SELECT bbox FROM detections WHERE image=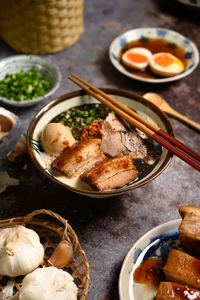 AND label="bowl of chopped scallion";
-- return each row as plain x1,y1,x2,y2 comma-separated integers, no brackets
0,55,61,107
